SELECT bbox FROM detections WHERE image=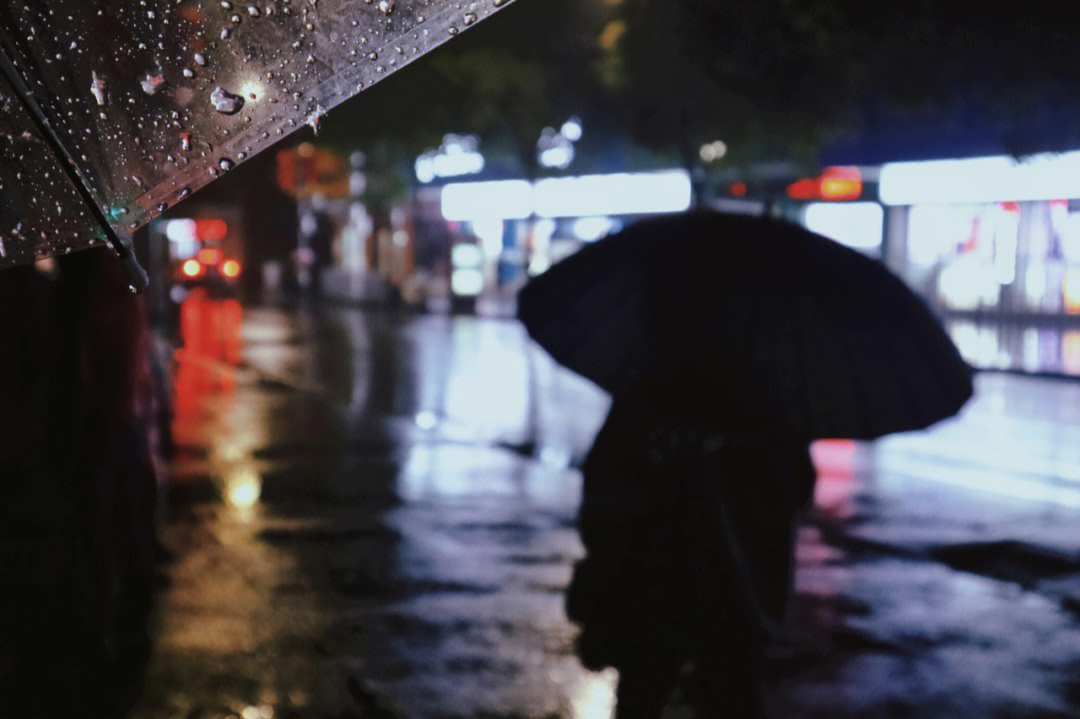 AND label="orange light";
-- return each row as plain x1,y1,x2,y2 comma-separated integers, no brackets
1064,269,1080,314
197,248,224,266
182,259,203,278
787,167,863,201
819,177,862,200
818,166,862,201
221,259,241,278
